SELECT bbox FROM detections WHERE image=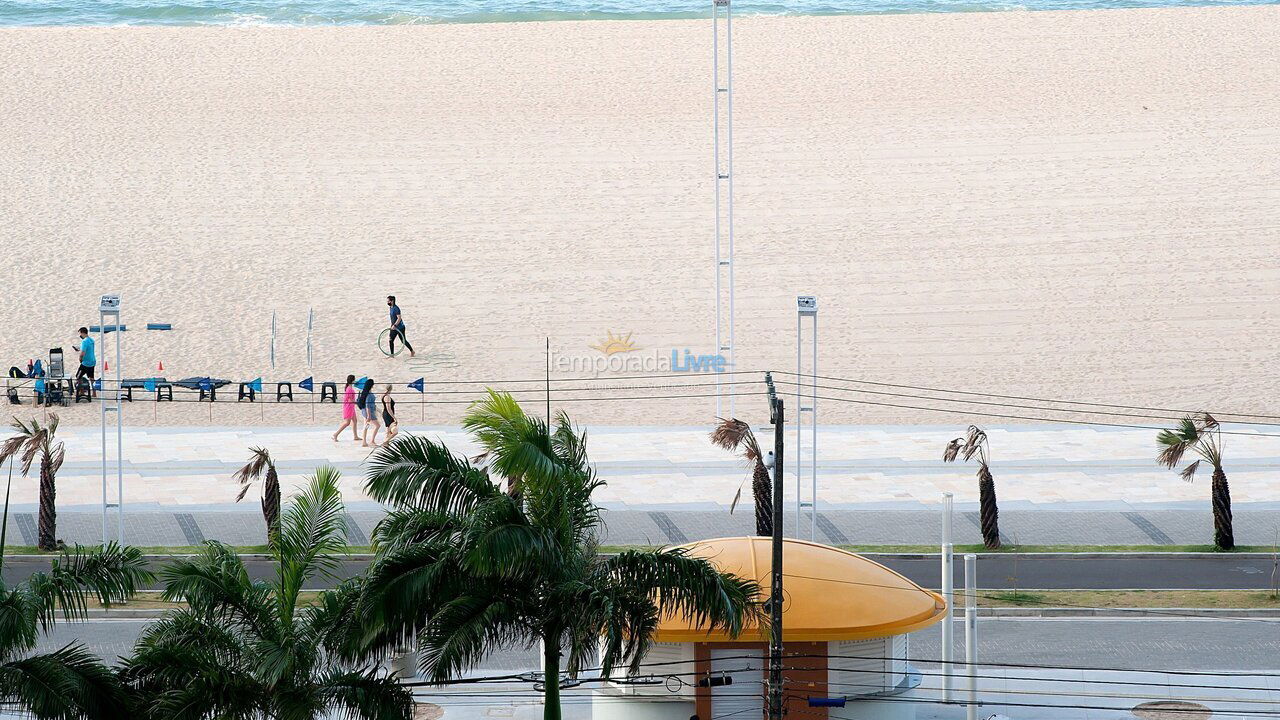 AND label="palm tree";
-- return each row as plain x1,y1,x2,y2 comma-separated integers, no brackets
943,425,1000,549
710,417,772,536
1157,413,1233,550
232,447,282,547
1,415,66,550
123,466,413,720
0,455,154,719
345,391,759,720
